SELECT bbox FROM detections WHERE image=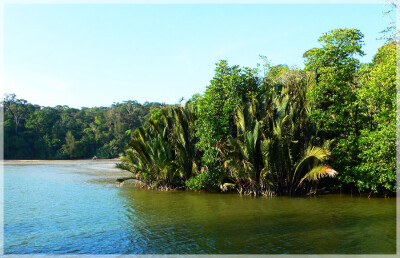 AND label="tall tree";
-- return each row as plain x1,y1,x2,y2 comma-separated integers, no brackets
195,60,260,170
304,28,366,192
304,28,365,138
354,43,397,194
